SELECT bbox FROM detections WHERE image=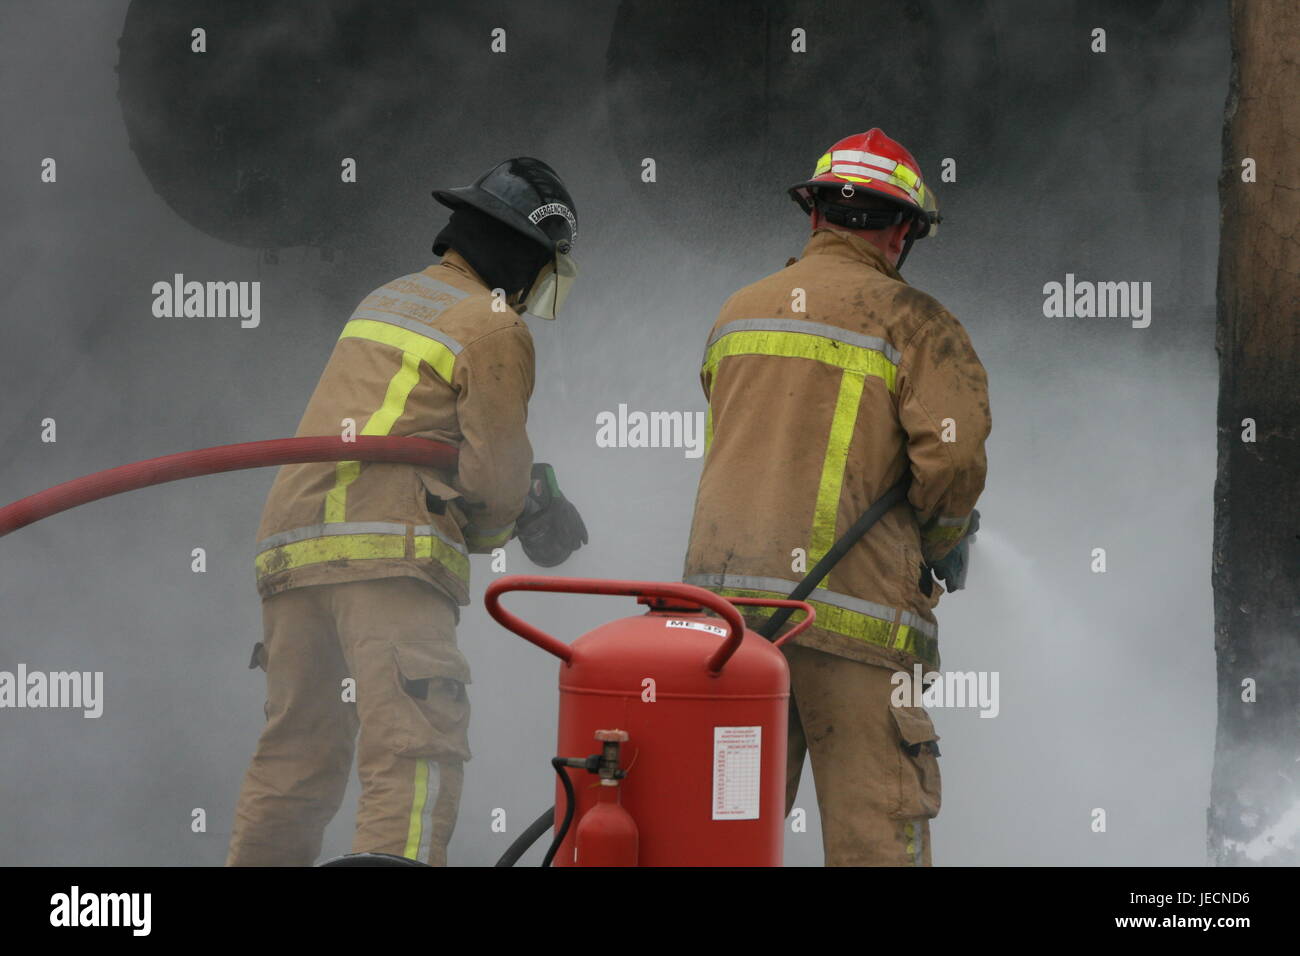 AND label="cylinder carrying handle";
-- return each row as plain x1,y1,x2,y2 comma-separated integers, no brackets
484,575,754,674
